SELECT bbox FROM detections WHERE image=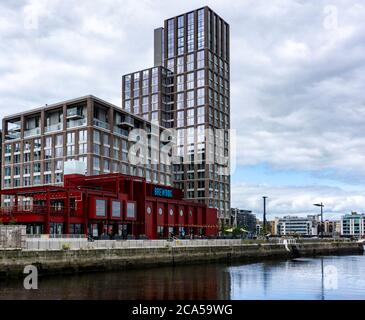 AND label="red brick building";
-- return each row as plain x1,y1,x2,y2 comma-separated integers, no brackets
0,173,218,239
